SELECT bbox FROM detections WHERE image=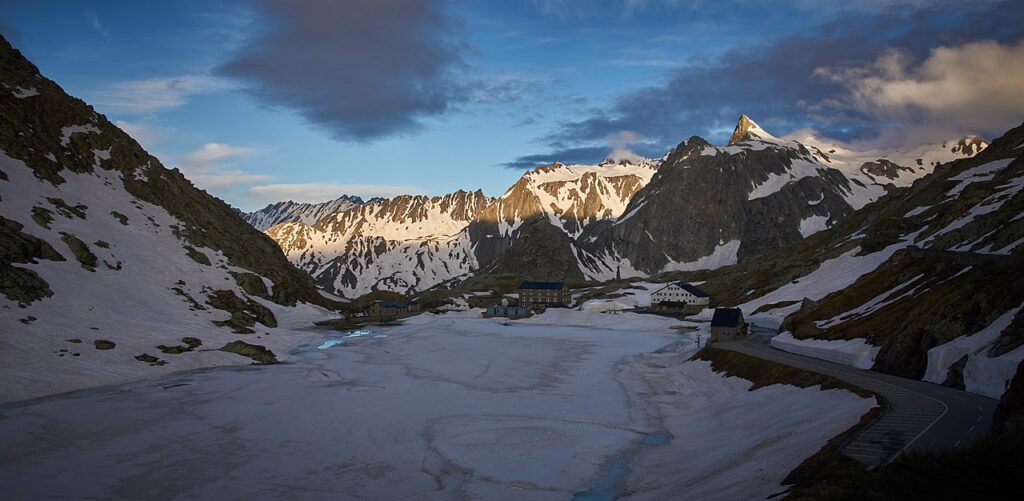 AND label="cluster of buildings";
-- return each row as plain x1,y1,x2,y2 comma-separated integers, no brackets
481,281,572,319
357,279,747,343
365,300,421,319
